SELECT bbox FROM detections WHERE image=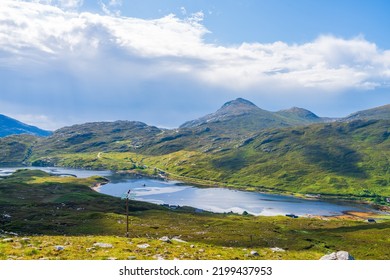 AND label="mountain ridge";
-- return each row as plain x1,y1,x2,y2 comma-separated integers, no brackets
342,104,390,122
0,114,52,137
180,98,326,132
